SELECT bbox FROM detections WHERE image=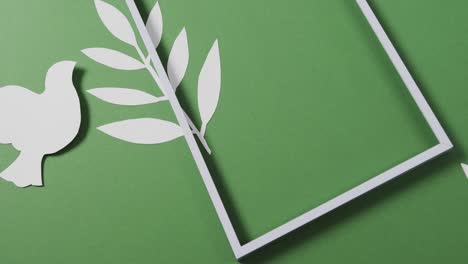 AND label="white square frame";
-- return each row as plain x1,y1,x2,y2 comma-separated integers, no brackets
127,0,453,260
